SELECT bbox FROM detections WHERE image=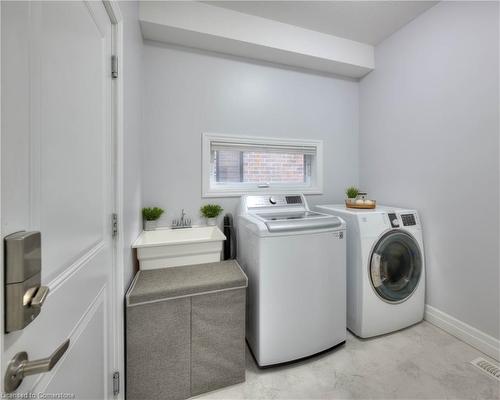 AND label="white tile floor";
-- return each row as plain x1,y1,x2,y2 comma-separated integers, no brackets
196,321,500,399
